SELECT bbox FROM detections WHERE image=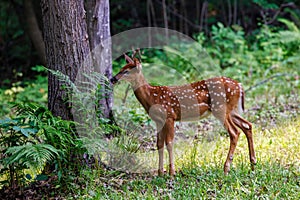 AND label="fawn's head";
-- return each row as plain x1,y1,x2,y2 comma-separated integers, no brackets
110,54,142,84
